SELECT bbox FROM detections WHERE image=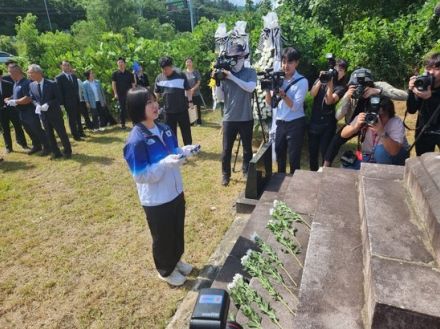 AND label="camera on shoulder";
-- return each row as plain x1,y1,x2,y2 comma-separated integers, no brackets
414,72,435,91
257,68,285,108
213,53,237,86
319,53,338,84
